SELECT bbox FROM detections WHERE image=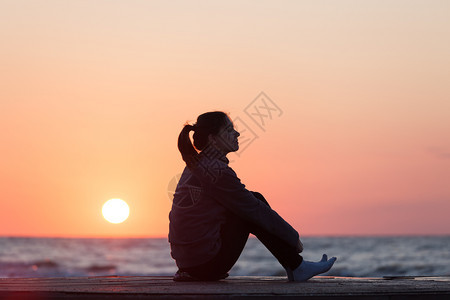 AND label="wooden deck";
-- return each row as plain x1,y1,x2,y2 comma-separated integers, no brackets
0,276,449,299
